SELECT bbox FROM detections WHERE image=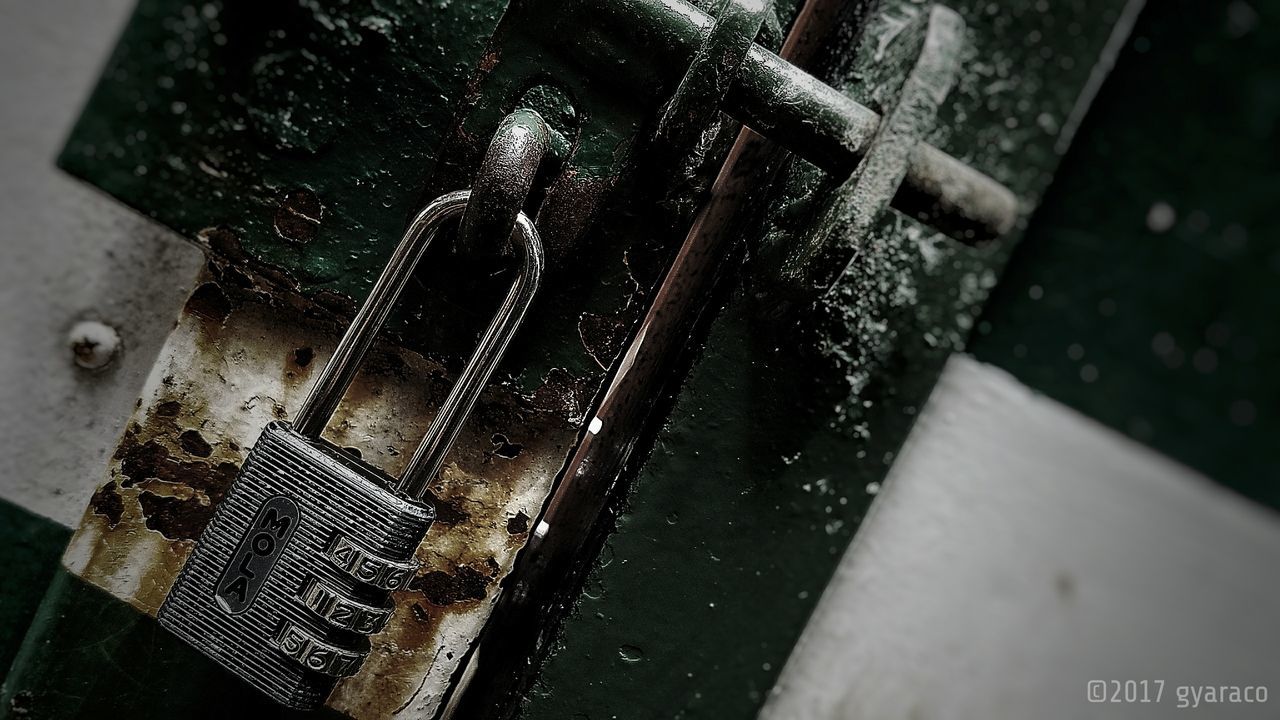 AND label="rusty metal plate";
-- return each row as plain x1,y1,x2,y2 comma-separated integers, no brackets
62,257,580,717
